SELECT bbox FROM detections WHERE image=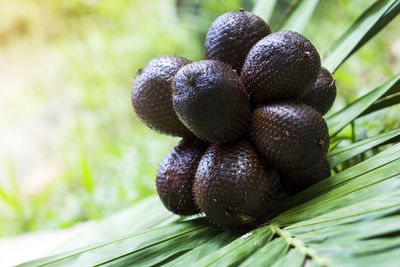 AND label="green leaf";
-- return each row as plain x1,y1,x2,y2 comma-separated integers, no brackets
312,237,400,261
326,74,400,137
271,248,305,267
98,220,217,267
280,0,320,34
165,232,236,267
295,215,400,243
19,218,217,267
359,92,400,117
281,189,400,231
323,0,400,73
239,237,289,266
192,227,273,266
52,196,179,253
252,0,277,22
329,247,400,267
328,128,400,167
